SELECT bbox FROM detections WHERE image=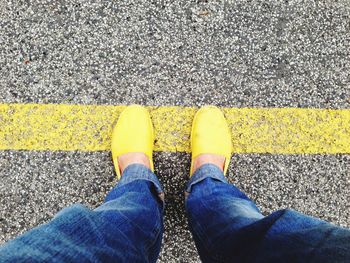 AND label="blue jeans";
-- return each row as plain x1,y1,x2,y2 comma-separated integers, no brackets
186,165,350,262
0,164,349,262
